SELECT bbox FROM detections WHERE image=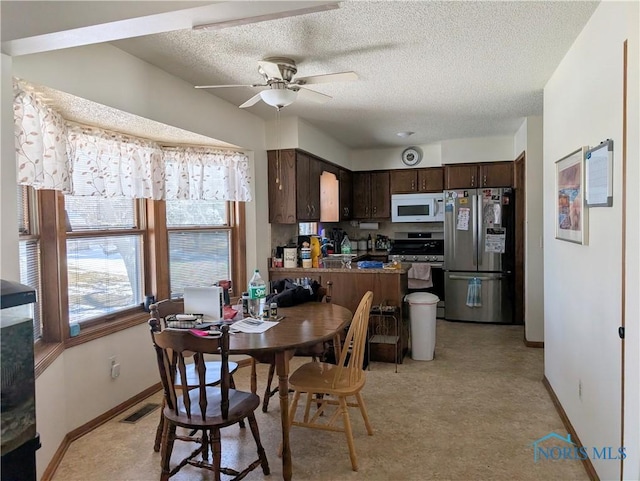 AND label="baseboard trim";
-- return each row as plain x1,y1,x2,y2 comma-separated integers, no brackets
542,377,599,481
41,382,162,480
524,340,544,348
